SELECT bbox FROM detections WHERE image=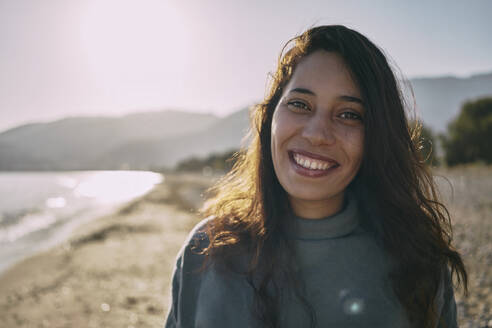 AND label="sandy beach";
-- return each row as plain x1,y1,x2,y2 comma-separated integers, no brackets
0,173,214,328
0,169,490,327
